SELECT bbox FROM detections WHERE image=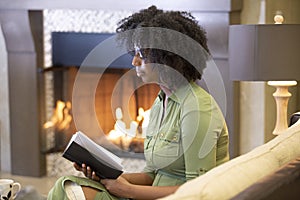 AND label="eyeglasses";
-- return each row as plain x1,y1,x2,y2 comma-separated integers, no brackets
129,47,149,60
